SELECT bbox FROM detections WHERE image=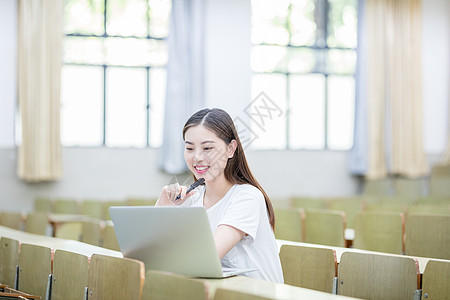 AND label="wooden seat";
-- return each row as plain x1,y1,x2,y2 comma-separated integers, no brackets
304,209,346,247
273,208,304,242
279,245,337,293
407,203,450,215
353,211,404,254
34,197,52,212
81,220,102,246
142,270,207,300
422,260,450,299
24,212,49,235
290,197,326,209
0,212,23,230
18,243,52,300
0,237,19,288
101,224,120,251
51,249,89,300
81,200,104,219
327,197,364,228
87,254,145,300
53,199,79,214
337,252,420,299
405,214,450,260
